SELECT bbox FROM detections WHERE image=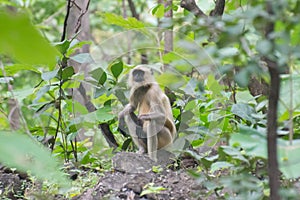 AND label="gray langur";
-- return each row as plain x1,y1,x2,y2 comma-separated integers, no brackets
118,65,176,161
